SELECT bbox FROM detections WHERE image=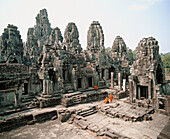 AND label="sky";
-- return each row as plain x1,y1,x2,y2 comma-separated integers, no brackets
0,0,169,53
